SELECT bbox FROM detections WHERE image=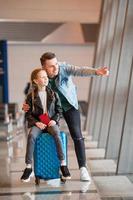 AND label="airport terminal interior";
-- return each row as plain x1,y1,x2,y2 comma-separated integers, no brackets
0,0,133,199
